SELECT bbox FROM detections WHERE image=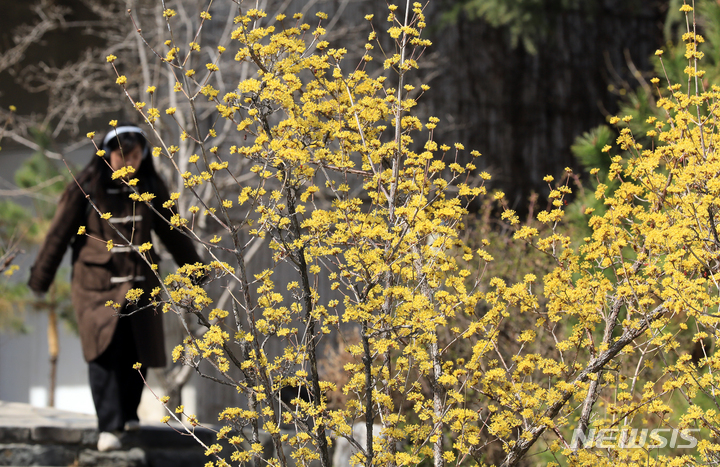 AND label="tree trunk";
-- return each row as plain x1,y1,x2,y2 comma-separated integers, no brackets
424,0,667,210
